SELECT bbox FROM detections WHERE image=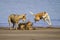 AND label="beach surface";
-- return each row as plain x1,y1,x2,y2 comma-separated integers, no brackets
0,27,60,40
